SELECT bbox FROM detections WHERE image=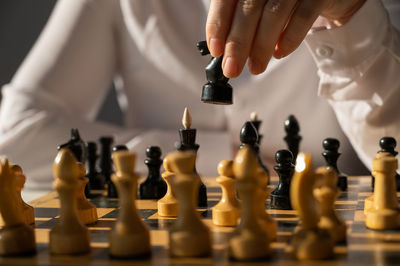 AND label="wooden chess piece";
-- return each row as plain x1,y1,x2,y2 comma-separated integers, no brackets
0,158,36,256
167,150,212,257
371,137,400,191
99,136,117,198
49,148,90,255
109,150,151,258
249,112,270,176
176,108,207,207
229,145,271,261
365,152,400,230
212,160,240,226
314,167,347,243
86,141,105,190
239,121,269,181
197,40,233,105
11,165,35,225
139,146,167,199
257,167,277,240
157,156,178,217
322,138,347,191
76,163,97,224
365,152,392,214
270,150,295,210
290,153,334,260
283,115,302,164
